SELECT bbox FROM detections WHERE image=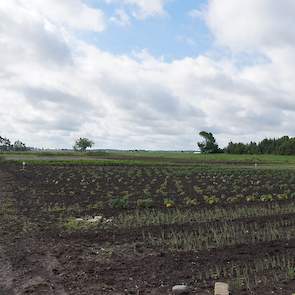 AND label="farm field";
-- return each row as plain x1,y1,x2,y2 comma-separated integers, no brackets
1,154,295,294
4,150,295,165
